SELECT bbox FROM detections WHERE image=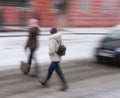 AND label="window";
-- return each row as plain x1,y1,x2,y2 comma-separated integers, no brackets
51,0,66,13
103,0,113,13
0,0,29,6
80,0,90,13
